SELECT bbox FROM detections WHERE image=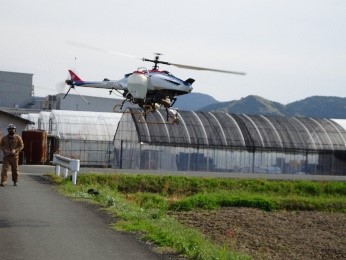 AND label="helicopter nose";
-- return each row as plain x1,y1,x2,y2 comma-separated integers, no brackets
184,78,195,85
